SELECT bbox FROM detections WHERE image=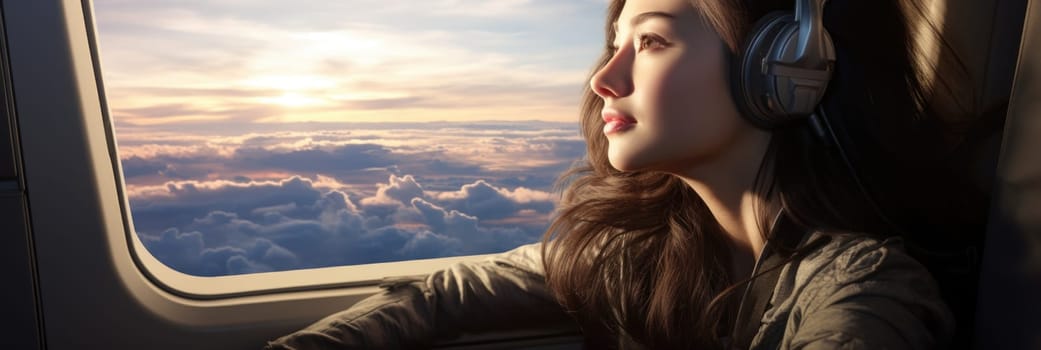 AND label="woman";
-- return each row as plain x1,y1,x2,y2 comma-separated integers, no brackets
267,0,979,348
